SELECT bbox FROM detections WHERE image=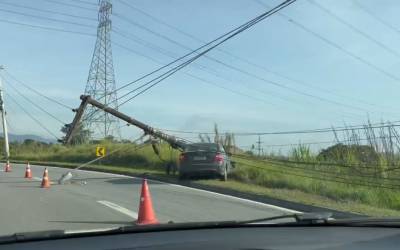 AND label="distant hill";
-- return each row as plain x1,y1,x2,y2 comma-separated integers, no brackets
0,133,56,144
